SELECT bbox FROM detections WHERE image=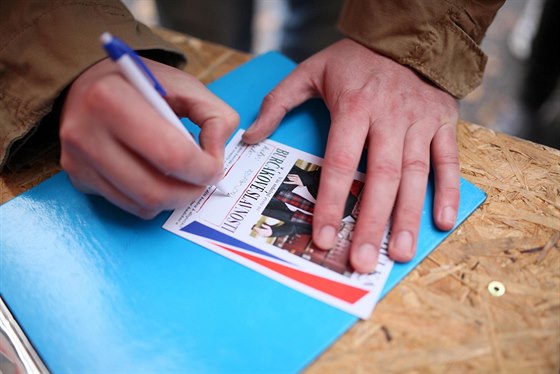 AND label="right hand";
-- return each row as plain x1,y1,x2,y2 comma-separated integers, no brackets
60,57,239,219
